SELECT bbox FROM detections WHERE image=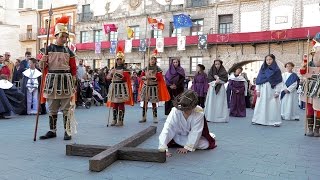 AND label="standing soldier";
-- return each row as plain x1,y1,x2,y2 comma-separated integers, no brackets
300,32,320,137
106,46,134,126
39,16,77,140
139,49,170,123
